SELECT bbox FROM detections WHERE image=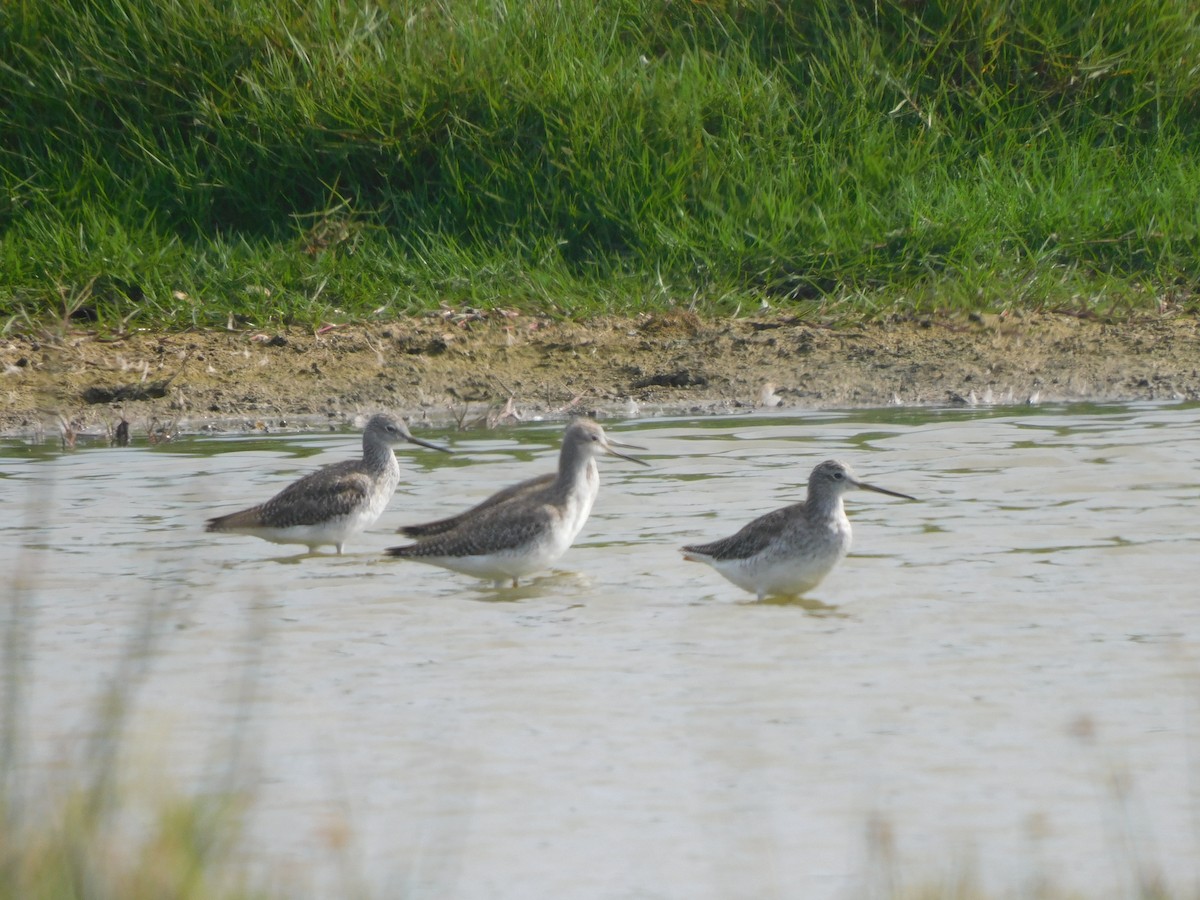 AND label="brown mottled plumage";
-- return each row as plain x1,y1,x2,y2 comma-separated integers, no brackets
205,414,448,554
397,472,555,538
682,460,915,600
386,420,648,586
